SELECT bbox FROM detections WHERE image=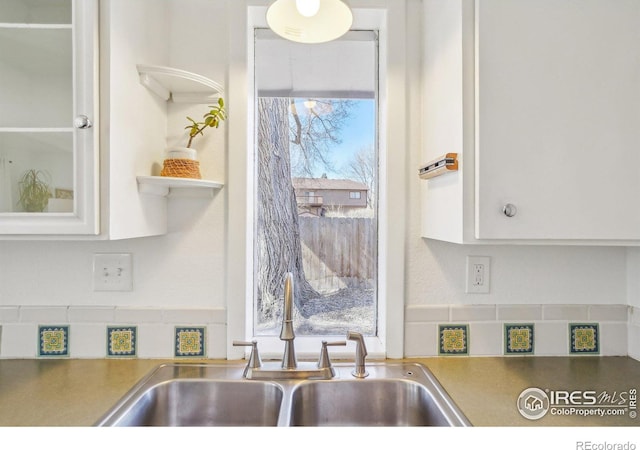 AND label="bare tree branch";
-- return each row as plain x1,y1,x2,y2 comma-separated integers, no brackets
289,99,354,177
343,145,376,208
